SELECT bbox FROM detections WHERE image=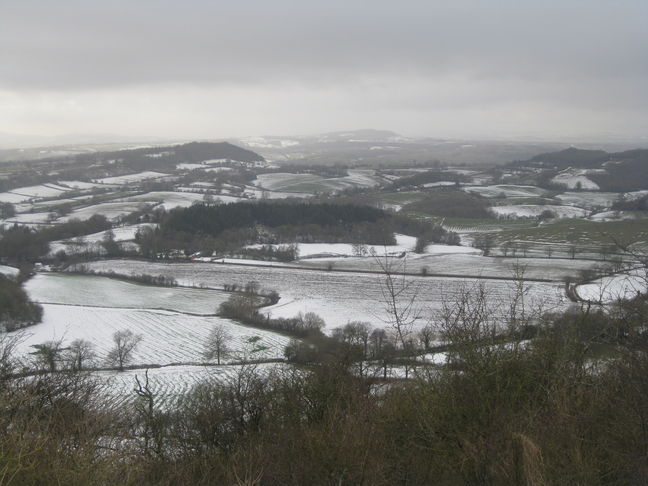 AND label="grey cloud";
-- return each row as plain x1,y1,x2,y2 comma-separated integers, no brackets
0,0,646,141
1,0,646,91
